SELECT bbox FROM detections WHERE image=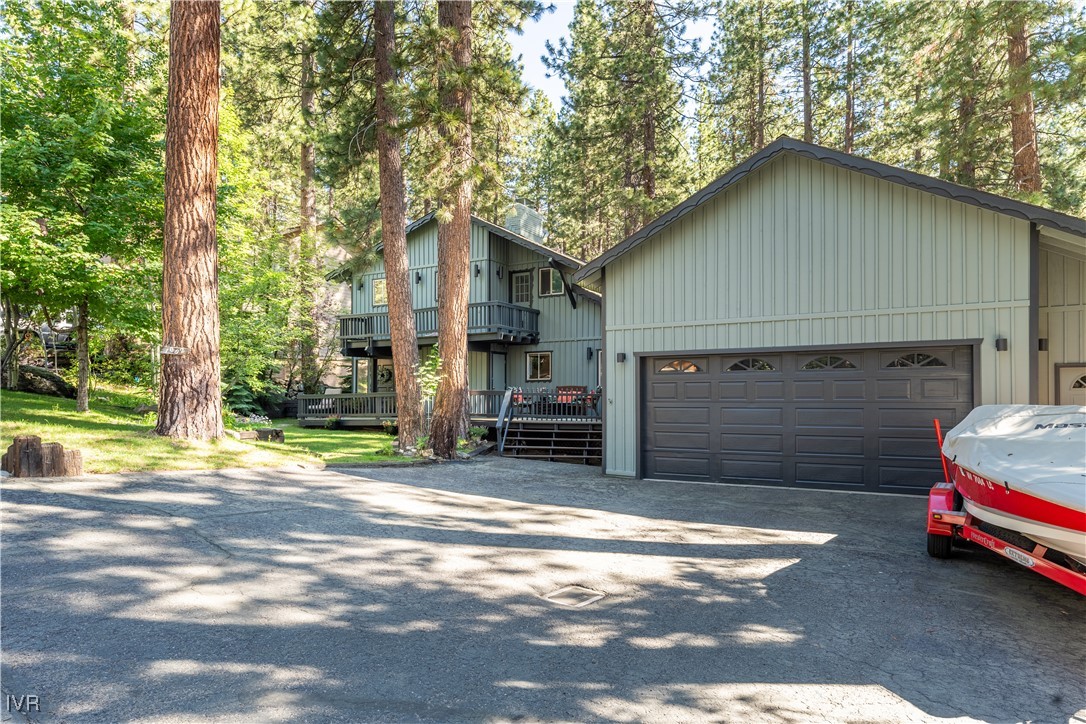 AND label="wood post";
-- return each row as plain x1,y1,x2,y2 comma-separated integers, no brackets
1,436,83,478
